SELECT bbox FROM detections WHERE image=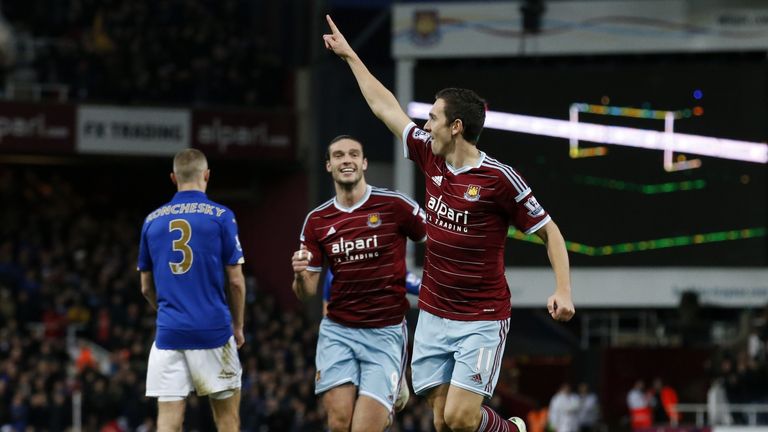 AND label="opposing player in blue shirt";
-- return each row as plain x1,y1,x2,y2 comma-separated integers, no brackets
138,149,246,432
